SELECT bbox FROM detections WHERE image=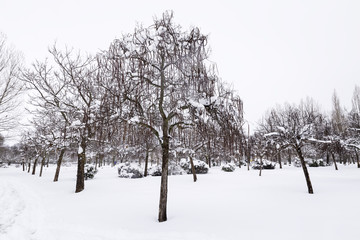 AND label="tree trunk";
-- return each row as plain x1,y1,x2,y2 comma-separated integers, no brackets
144,148,149,177
39,154,46,177
207,140,212,168
112,154,116,167
95,154,99,171
189,156,197,182
32,157,38,175
259,156,263,177
54,148,66,182
296,146,314,194
46,156,50,168
247,148,251,171
22,161,25,171
158,136,169,222
278,151,282,169
99,154,104,168
326,152,330,165
331,152,338,171
28,160,31,173
288,149,292,165
75,138,86,193
339,153,343,165
355,149,360,168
